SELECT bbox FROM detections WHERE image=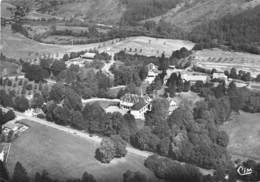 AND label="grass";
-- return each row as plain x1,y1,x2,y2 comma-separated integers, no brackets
7,119,156,182
221,111,260,162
